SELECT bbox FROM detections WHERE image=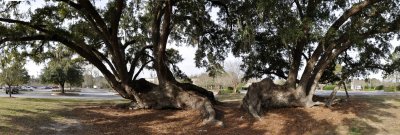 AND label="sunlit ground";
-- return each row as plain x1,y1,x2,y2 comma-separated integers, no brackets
0,95,399,135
